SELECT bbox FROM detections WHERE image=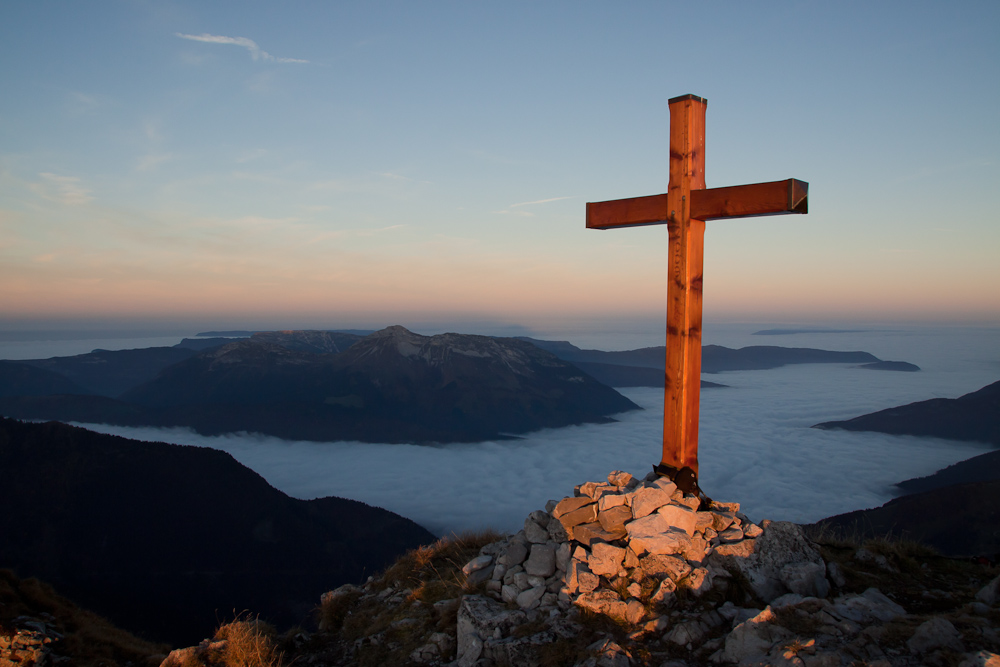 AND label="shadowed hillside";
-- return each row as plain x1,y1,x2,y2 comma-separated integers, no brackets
813,380,1000,446
0,417,435,645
